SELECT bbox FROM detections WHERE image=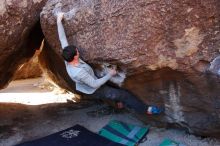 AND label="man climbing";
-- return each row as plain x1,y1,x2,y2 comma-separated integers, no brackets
56,12,162,115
